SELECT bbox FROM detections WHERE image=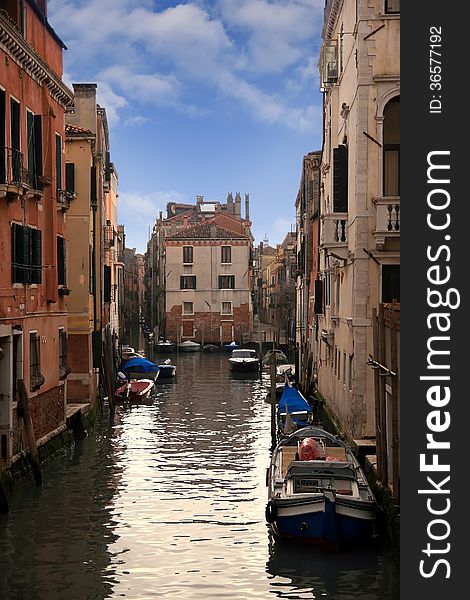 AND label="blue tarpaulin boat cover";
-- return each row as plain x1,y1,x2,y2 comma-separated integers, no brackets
278,385,312,415
121,357,160,373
